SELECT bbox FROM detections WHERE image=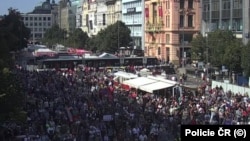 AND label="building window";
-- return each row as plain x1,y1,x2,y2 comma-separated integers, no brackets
166,15,170,27
211,1,220,11
25,17,28,20
188,0,193,9
158,47,161,55
39,17,42,21
166,34,170,44
34,17,37,21
34,23,37,26
233,0,242,9
180,0,184,9
188,15,193,27
166,47,170,61
30,23,33,26
166,0,170,9
94,14,97,26
43,17,46,21
152,2,157,24
103,14,106,25
179,15,184,27
86,14,89,27
223,0,231,10
30,17,33,20
152,36,156,42
47,17,51,21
